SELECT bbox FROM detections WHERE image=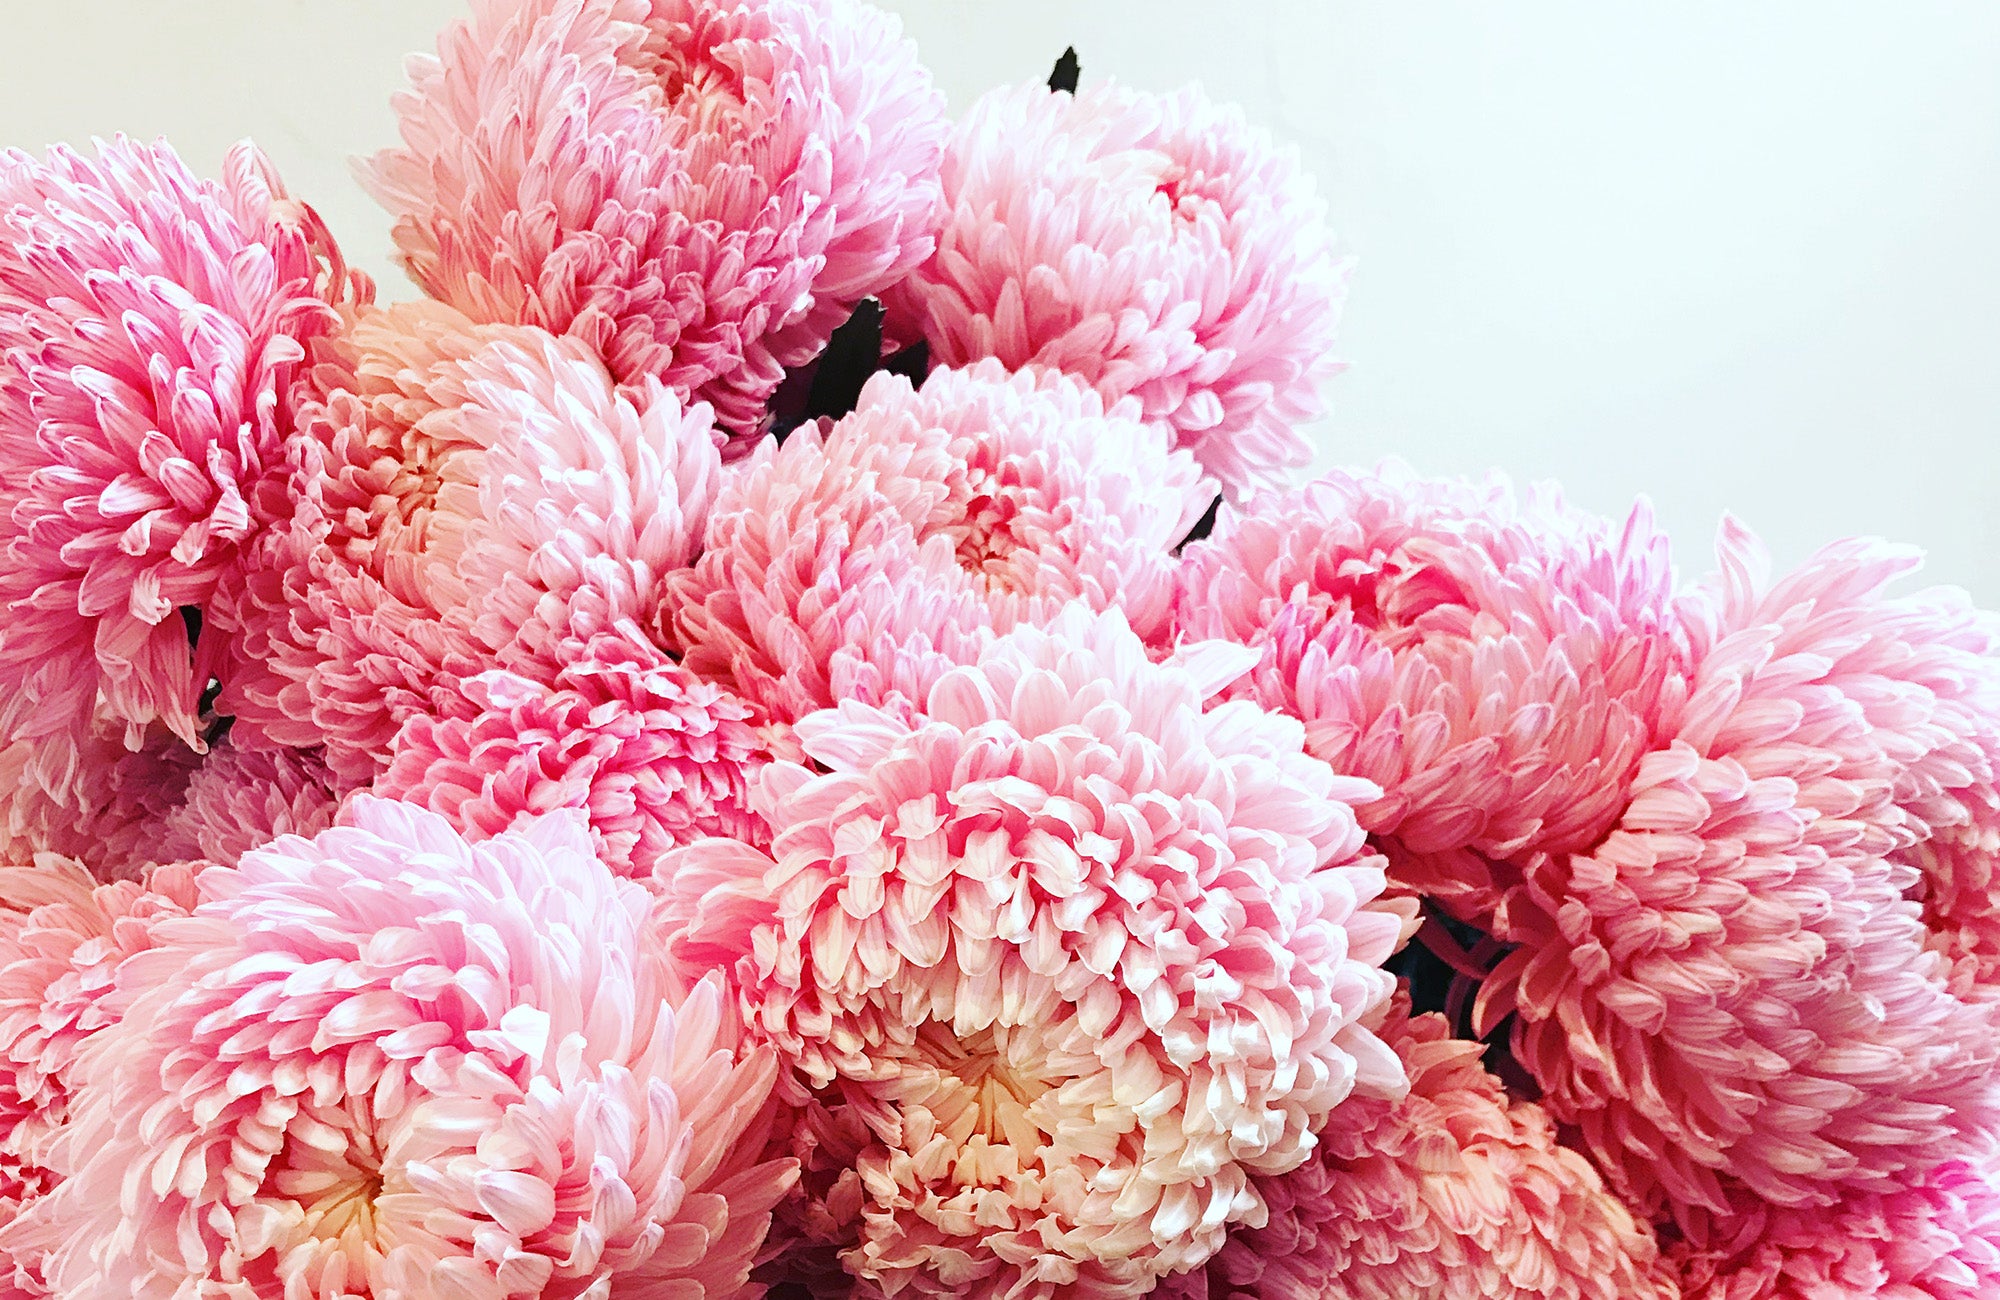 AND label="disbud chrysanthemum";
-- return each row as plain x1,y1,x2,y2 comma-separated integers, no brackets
376,631,772,874
0,721,201,883
0,859,196,1251
0,137,365,799
886,80,1345,500
1177,465,1687,921
1155,997,1673,1300
154,741,340,868
362,0,947,441
667,362,1211,727
1670,1159,2000,1300
219,302,722,781
1484,522,2000,1220
8,798,794,1300
659,604,1404,1297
